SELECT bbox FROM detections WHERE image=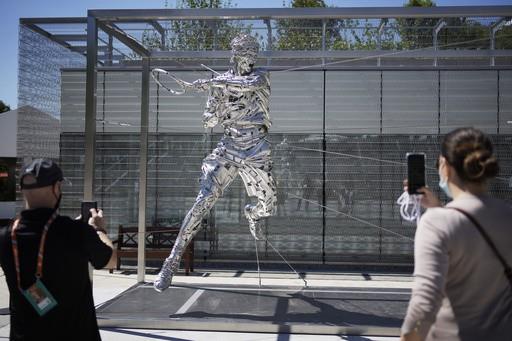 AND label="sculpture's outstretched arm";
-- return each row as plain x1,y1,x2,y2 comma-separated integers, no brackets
210,72,268,93
189,78,212,92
